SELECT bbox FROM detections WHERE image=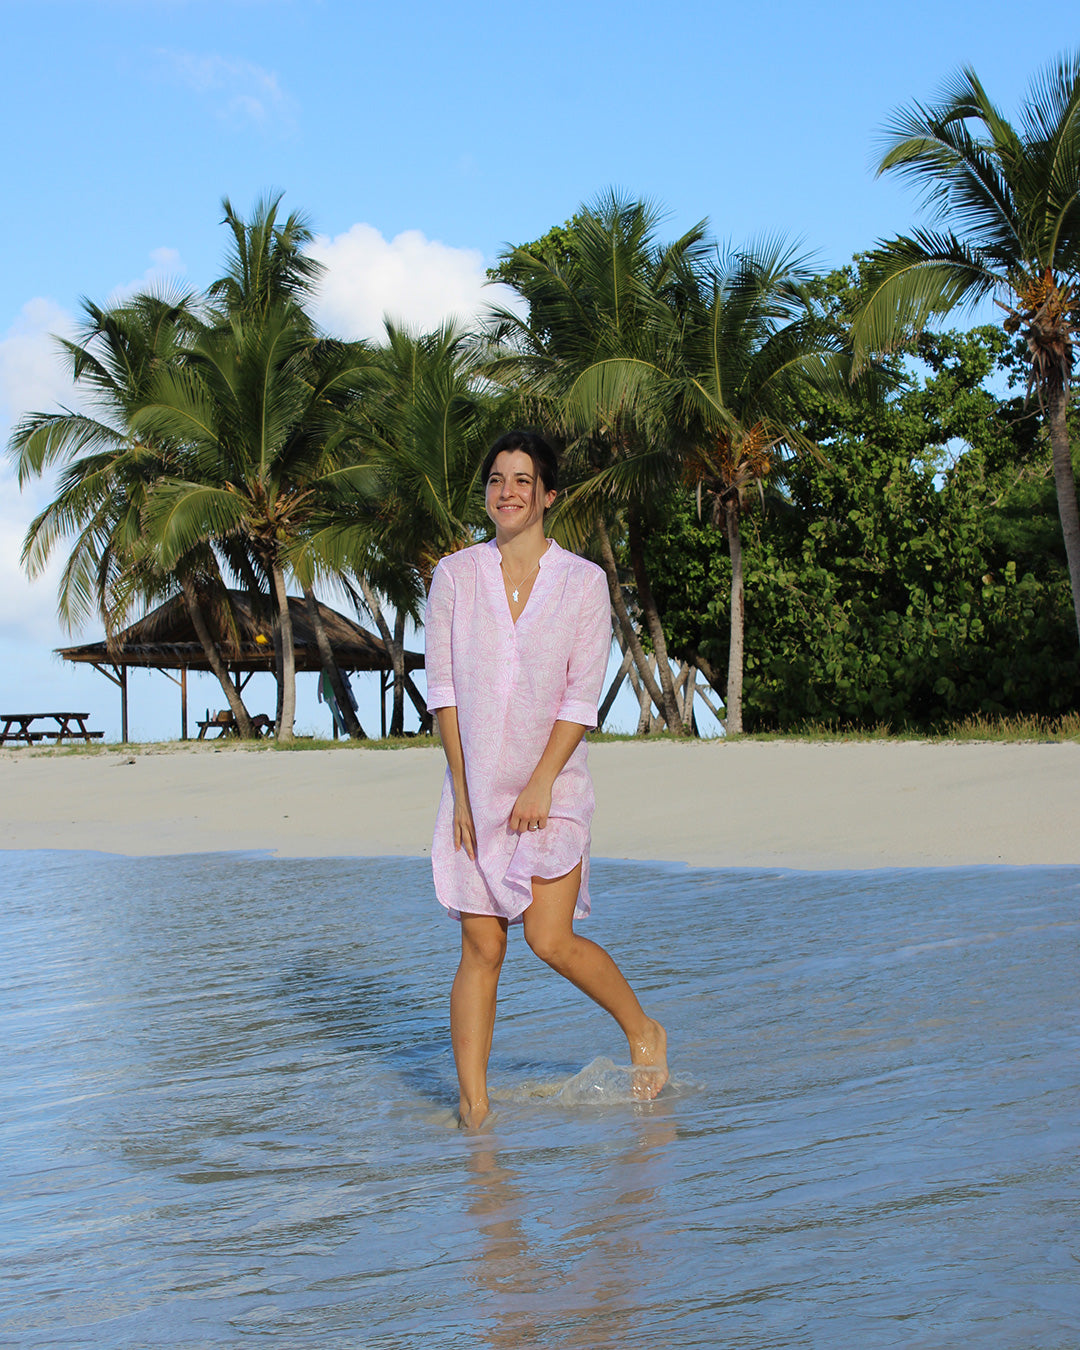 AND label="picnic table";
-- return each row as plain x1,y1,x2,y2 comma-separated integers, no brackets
196,711,273,739
0,713,104,746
